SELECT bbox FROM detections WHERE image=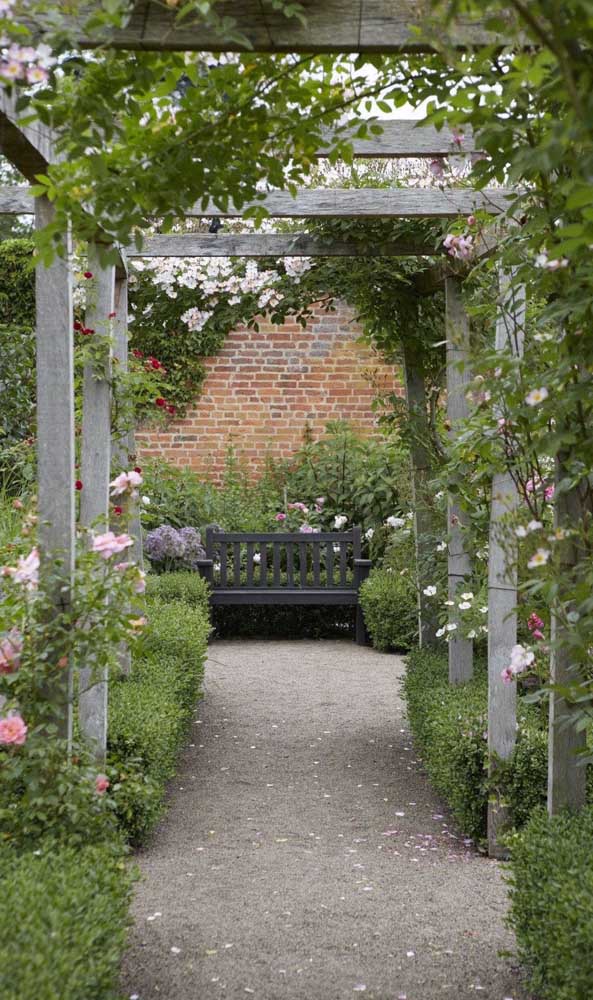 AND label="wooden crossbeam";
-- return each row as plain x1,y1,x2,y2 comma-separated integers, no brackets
316,121,477,157
34,1,508,53
126,233,441,257
0,184,515,220
0,91,55,183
